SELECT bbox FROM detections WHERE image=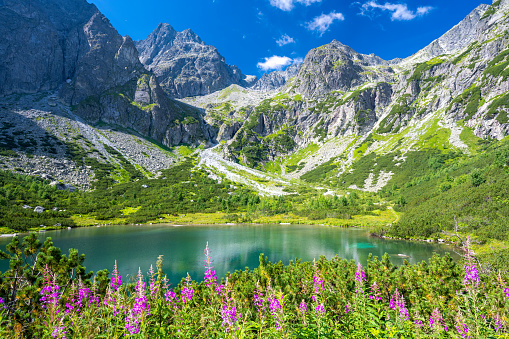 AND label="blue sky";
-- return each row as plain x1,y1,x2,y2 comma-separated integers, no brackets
89,0,489,76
